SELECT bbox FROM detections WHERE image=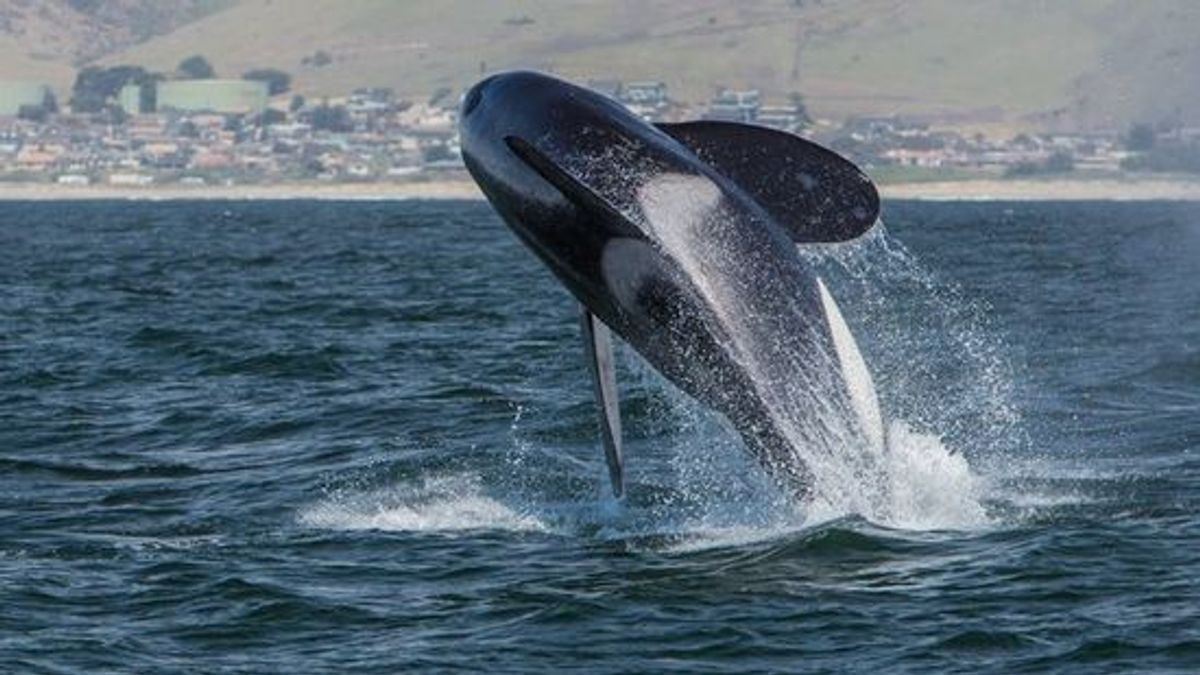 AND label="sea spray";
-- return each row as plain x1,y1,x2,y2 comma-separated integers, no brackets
300,473,548,533
628,223,1012,531
306,224,1013,540
798,225,1025,460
